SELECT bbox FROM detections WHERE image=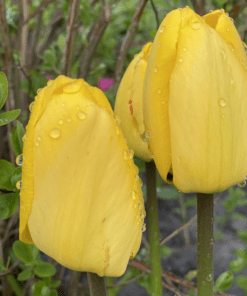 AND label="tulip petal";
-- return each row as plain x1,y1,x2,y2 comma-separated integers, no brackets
20,76,145,276
114,43,153,161
169,8,247,192
143,9,181,183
